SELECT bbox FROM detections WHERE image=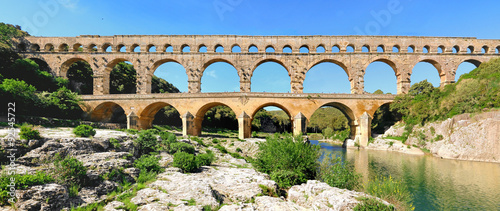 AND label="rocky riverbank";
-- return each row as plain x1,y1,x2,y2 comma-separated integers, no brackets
381,110,500,163
0,127,391,210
